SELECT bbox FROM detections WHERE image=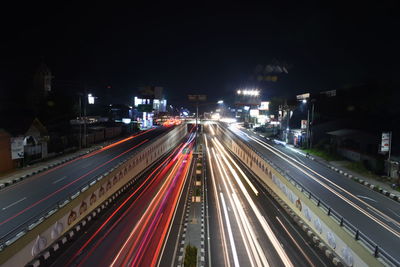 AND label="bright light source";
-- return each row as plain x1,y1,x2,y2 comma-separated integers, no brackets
122,118,131,124
211,113,220,120
243,106,250,111
302,99,307,104
250,109,259,117
88,94,95,104
237,89,260,96
217,100,224,104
